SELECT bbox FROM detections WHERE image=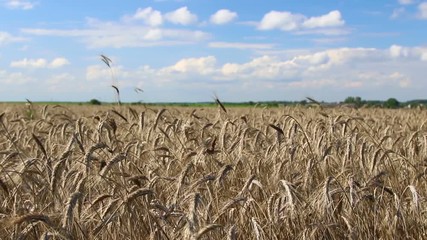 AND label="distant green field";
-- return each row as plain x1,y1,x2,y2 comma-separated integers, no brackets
2,98,427,109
